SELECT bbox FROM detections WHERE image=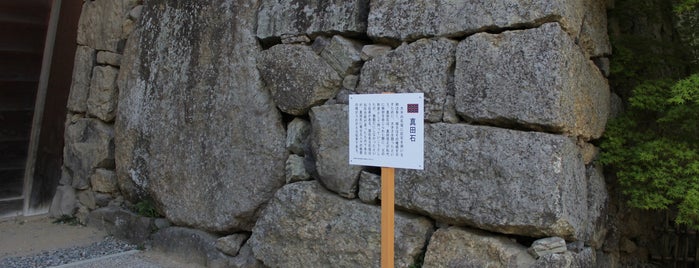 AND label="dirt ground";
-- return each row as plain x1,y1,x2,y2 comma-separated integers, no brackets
0,216,106,259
